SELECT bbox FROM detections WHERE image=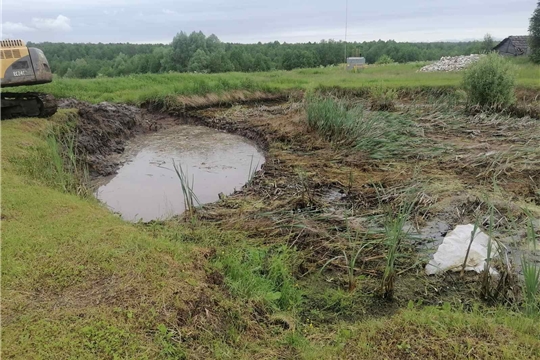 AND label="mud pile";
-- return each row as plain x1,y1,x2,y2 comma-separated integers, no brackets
60,100,145,176
419,54,482,72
